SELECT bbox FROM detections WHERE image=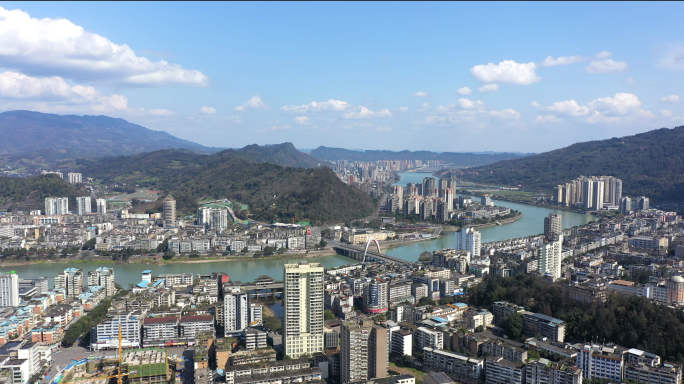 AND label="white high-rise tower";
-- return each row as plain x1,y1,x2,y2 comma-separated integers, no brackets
283,262,324,358
455,227,481,261
0,272,19,307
